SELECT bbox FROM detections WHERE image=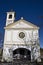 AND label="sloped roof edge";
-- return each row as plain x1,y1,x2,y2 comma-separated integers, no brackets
4,19,40,29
